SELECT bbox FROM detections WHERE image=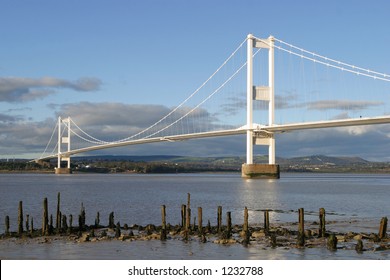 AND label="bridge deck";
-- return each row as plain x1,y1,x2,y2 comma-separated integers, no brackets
36,115,390,161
